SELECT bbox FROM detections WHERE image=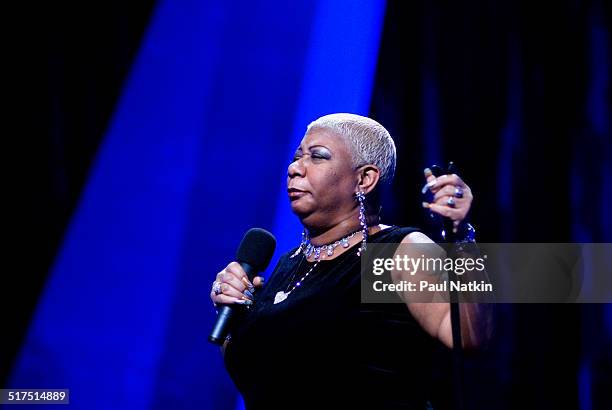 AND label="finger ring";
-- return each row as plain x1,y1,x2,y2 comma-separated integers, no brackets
454,186,464,198
212,281,222,295
447,197,456,207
